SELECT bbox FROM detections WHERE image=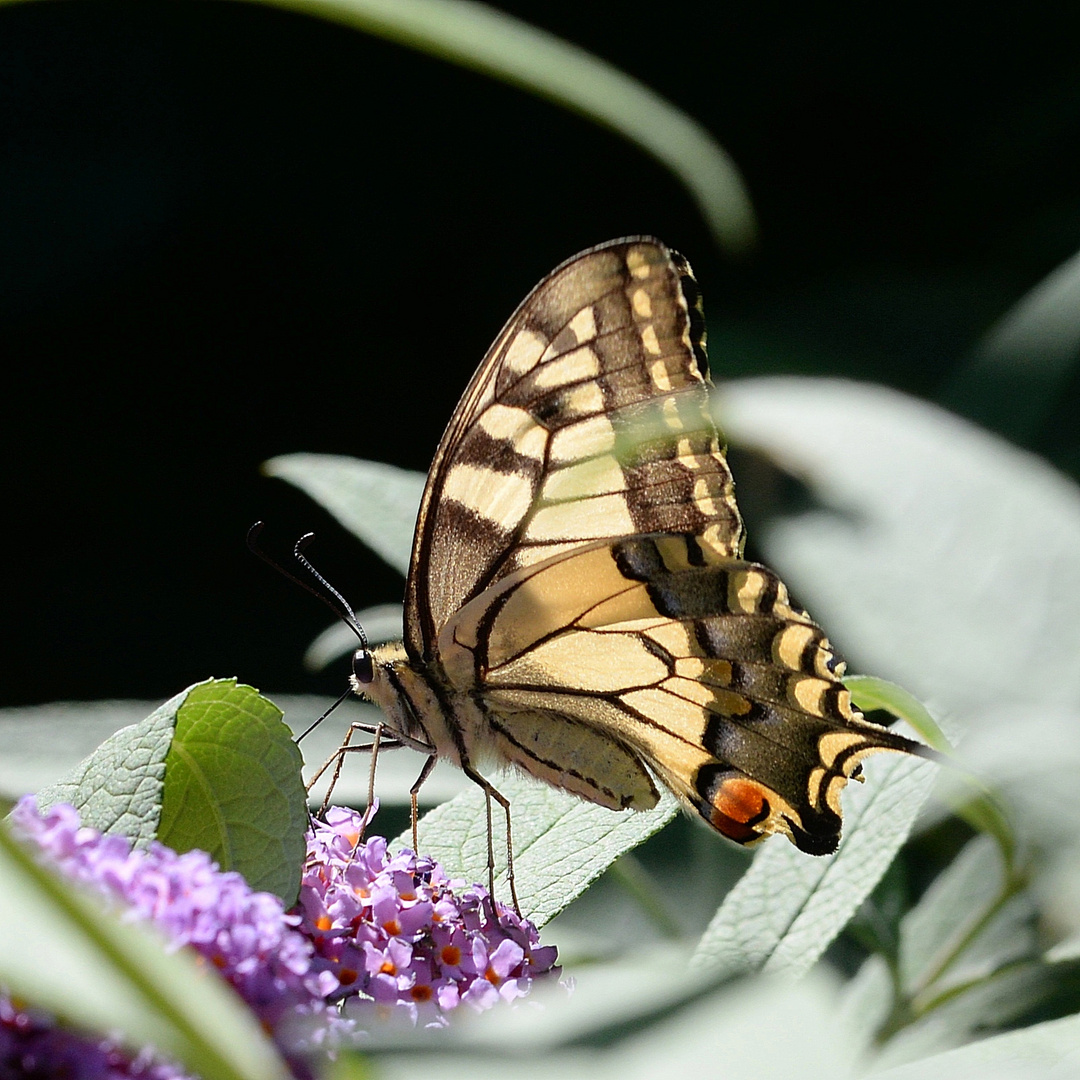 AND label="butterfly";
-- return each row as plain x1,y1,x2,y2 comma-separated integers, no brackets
349,236,927,885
